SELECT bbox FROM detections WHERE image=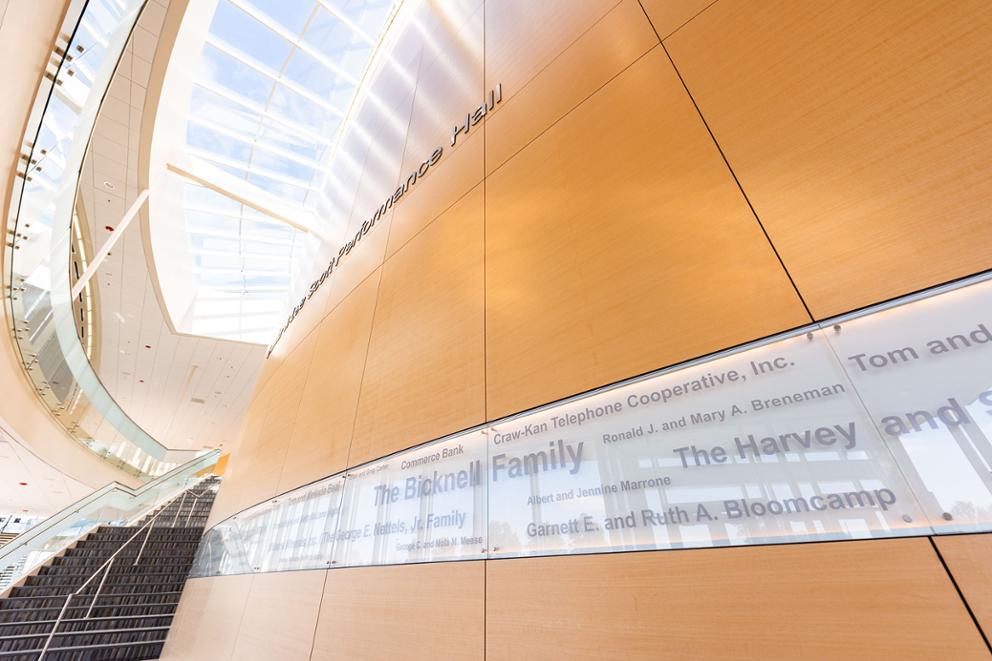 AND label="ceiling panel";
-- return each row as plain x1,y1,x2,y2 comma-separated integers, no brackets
75,0,266,454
